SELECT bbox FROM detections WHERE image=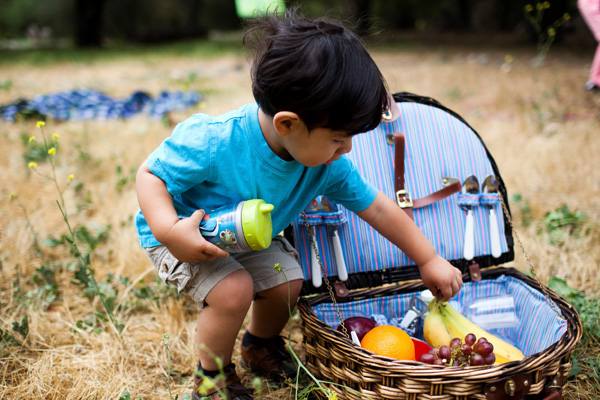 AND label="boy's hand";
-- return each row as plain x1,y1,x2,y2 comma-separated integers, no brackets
162,209,230,262
418,255,463,301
